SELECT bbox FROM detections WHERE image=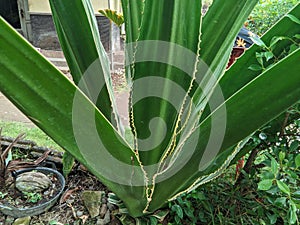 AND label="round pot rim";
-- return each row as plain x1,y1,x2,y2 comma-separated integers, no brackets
0,167,65,218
